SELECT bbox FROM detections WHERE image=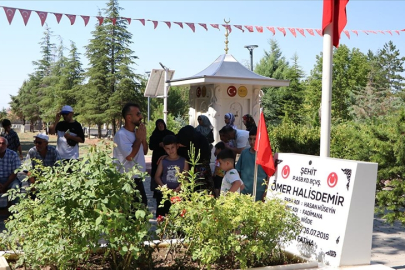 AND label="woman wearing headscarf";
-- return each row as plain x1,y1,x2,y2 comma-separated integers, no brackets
149,119,175,192
224,113,237,129
242,114,257,132
176,125,214,192
196,115,214,144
